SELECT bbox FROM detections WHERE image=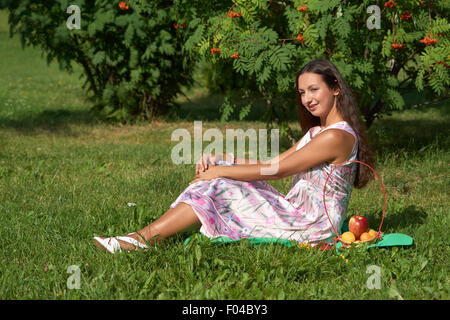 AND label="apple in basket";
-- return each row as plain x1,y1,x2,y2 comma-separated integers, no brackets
349,215,369,239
